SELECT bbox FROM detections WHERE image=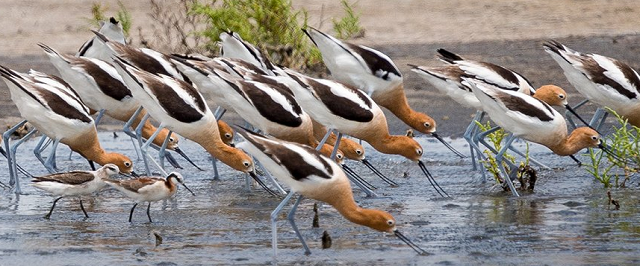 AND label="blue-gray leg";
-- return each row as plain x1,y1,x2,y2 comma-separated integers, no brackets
94,109,106,127
464,111,487,170
211,156,220,180
43,139,60,173
495,134,519,197
157,130,173,170
4,120,37,194
287,195,311,255
271,191,297,258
